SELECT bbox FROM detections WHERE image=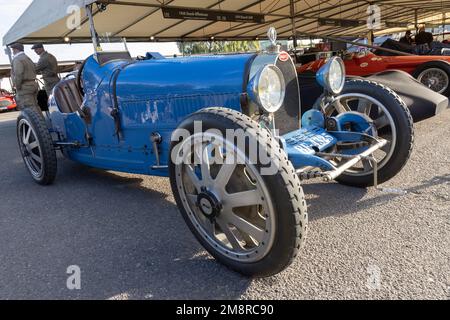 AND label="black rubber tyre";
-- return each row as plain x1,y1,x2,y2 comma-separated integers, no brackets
413,61,450,97
17,107,57,185
336,80,414,187
169,107,308,278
